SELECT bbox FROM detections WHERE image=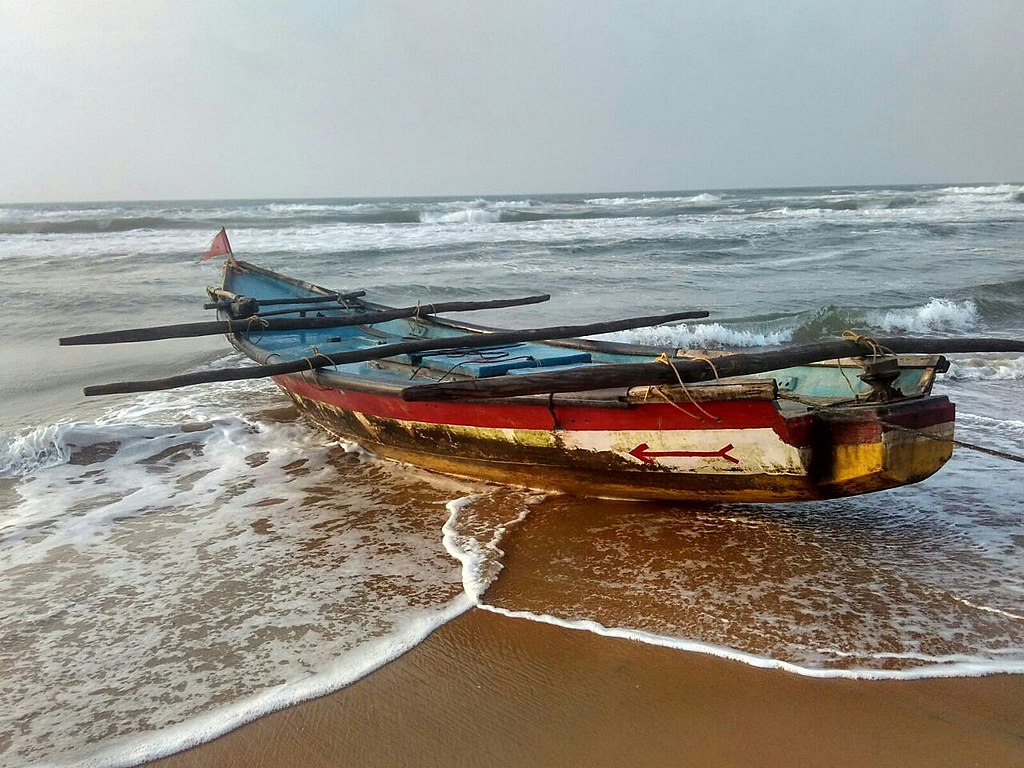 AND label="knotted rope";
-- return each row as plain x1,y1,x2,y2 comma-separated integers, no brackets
672,351,721,381
411,302,438,322
650,353,720,421
297,346,335,390
243,315,271,343
841,330,895,358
